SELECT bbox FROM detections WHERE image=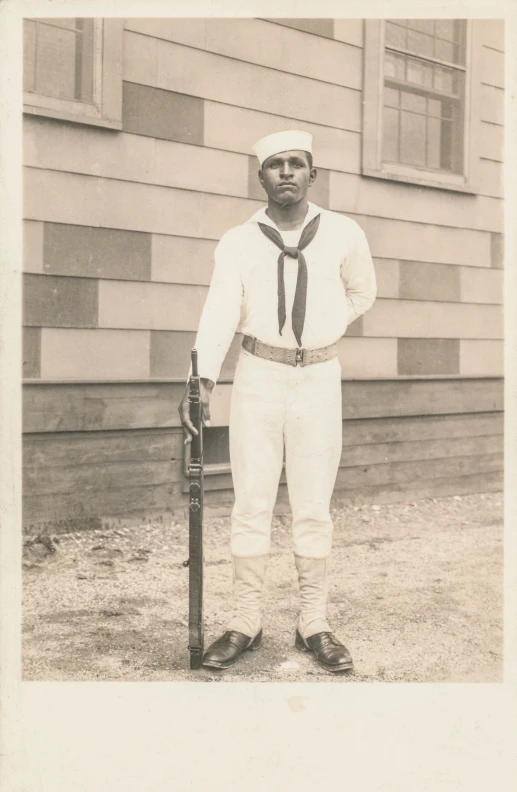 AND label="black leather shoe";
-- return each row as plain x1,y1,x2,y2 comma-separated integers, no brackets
295,629,353,673
202,629,262,669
